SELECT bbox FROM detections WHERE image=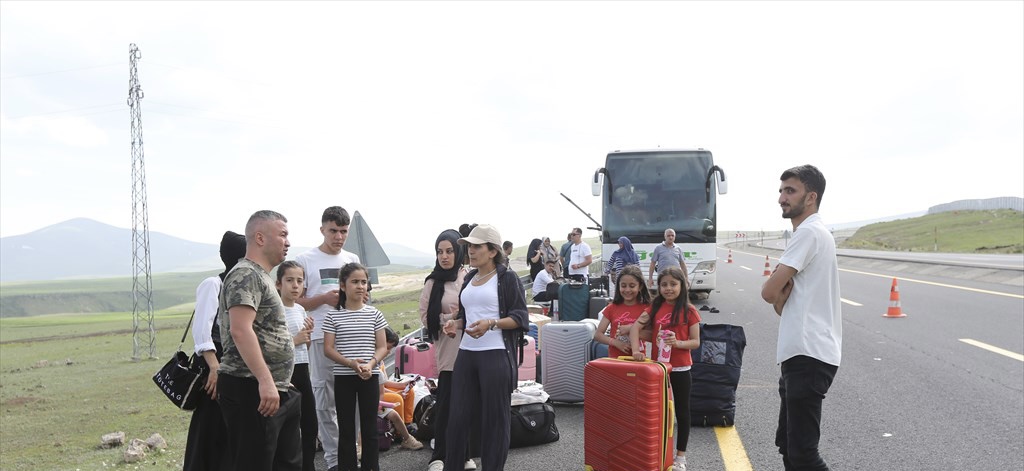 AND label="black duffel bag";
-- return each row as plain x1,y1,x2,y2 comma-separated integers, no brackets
509,402,559,449
412,394,437,442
